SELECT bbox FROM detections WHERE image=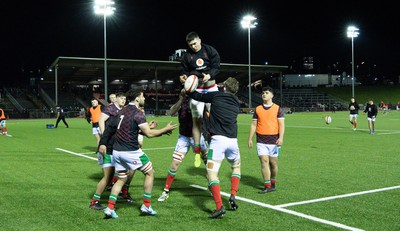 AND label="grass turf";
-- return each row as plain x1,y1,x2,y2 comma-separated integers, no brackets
0,111,399,230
